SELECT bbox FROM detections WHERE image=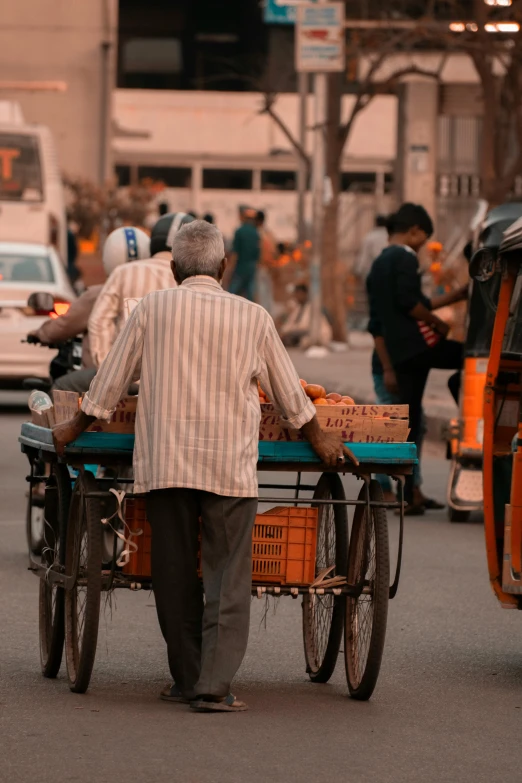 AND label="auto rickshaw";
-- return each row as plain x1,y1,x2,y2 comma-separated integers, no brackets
447,203,522,522
473,213,522,608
